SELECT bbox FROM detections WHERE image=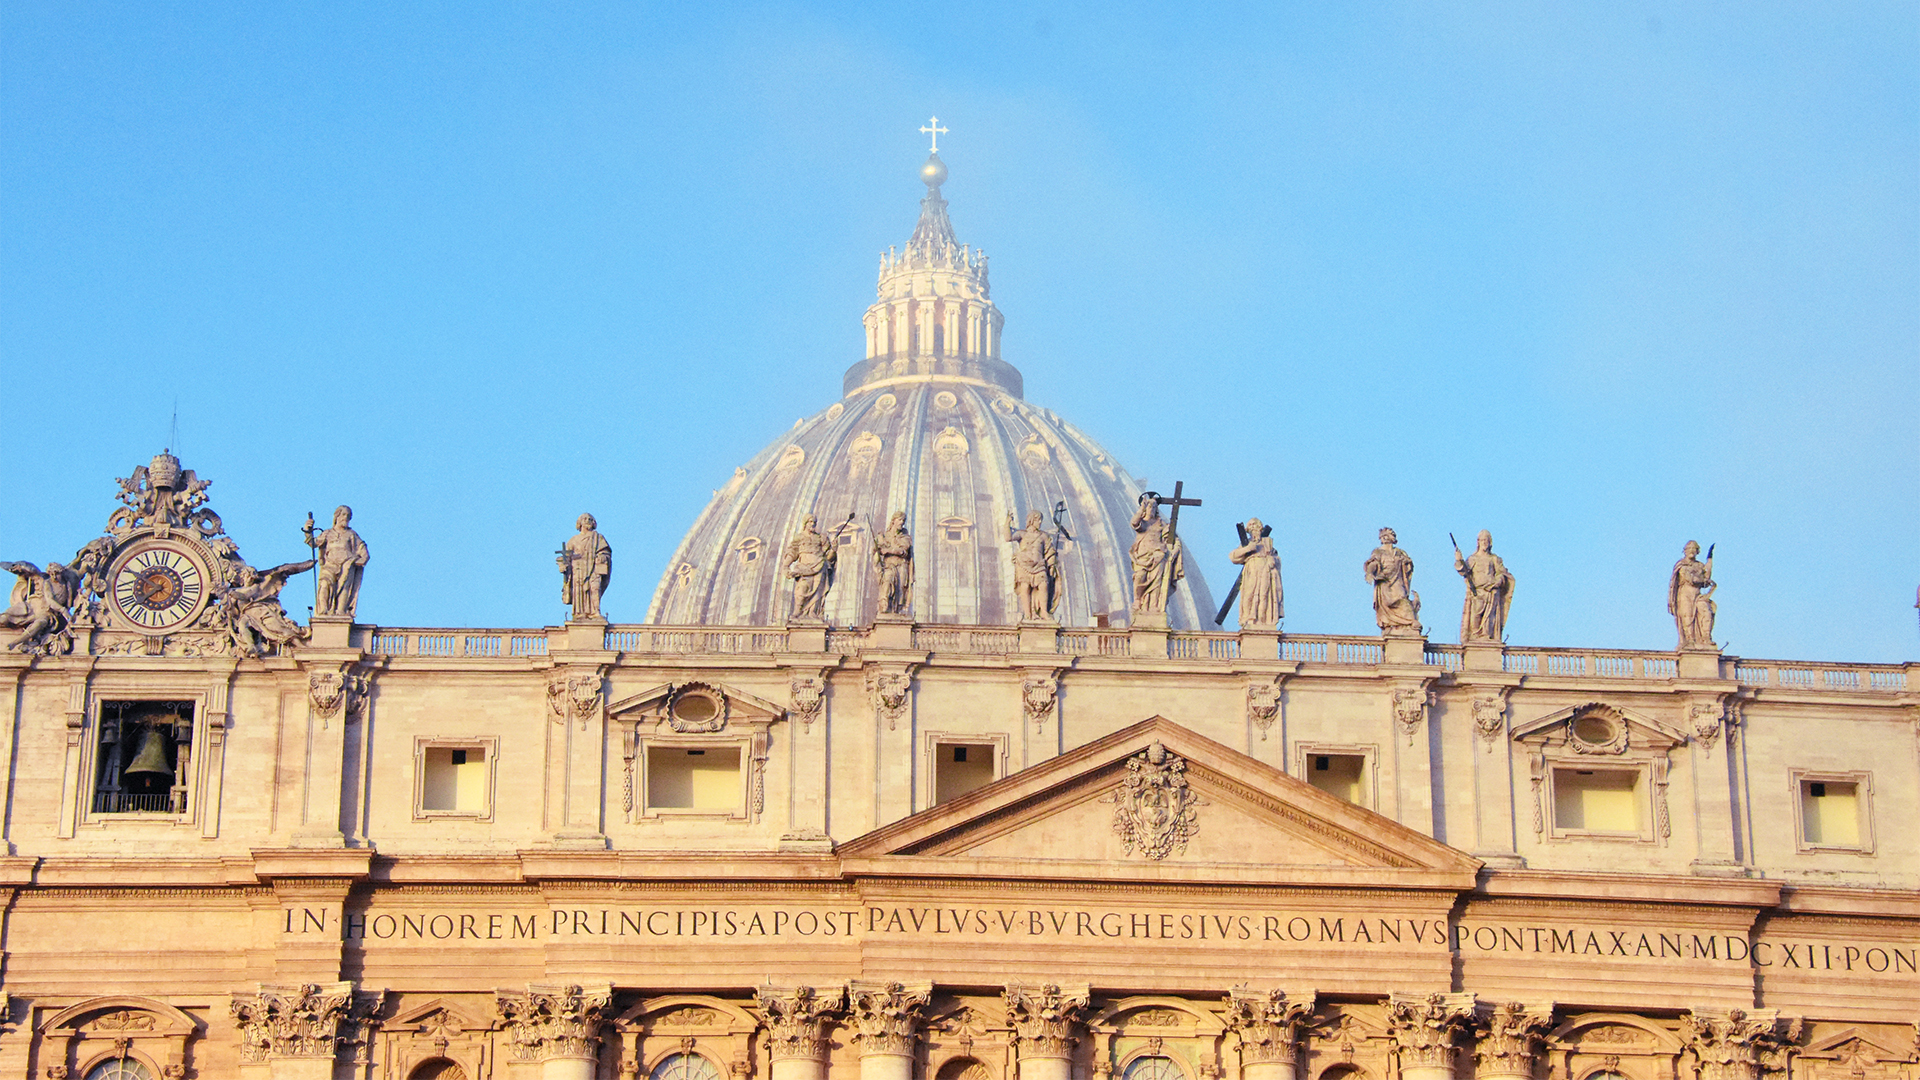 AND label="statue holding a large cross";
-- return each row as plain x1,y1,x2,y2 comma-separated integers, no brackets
1129,482,1200,619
